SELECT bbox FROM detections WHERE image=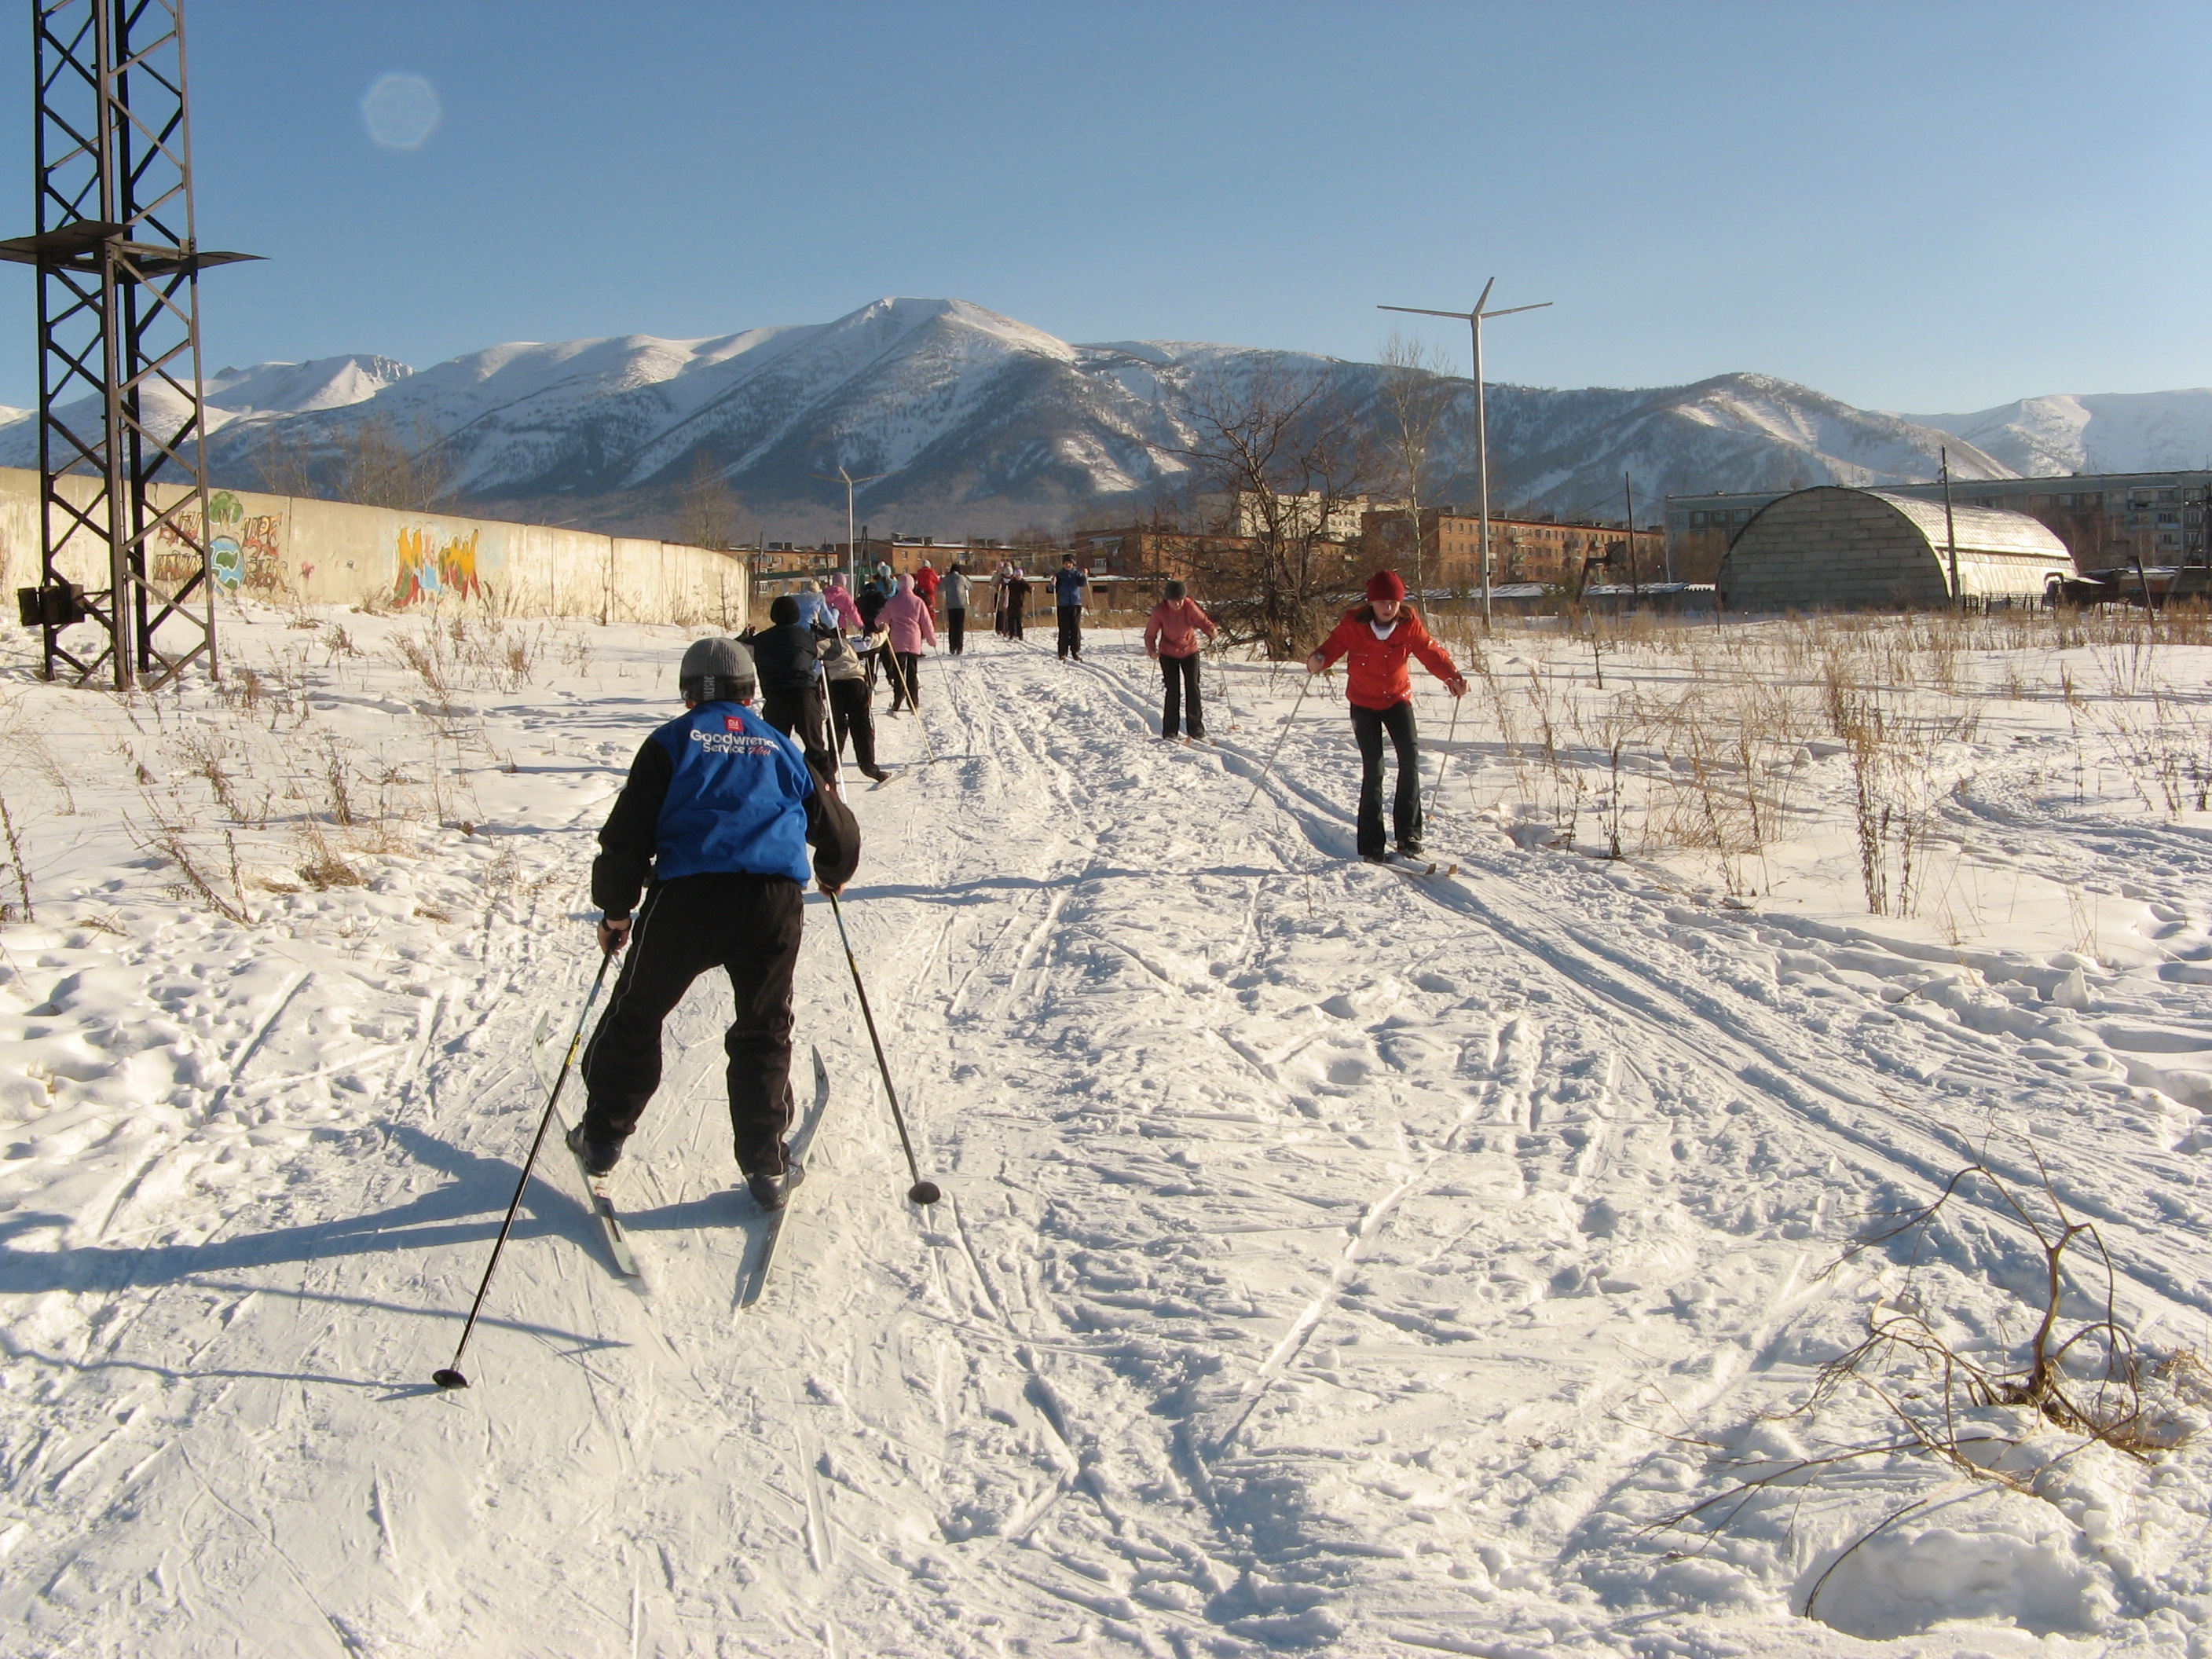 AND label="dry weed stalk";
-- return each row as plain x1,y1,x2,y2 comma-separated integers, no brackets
1652,1141,2200,1618
0,794,32,921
